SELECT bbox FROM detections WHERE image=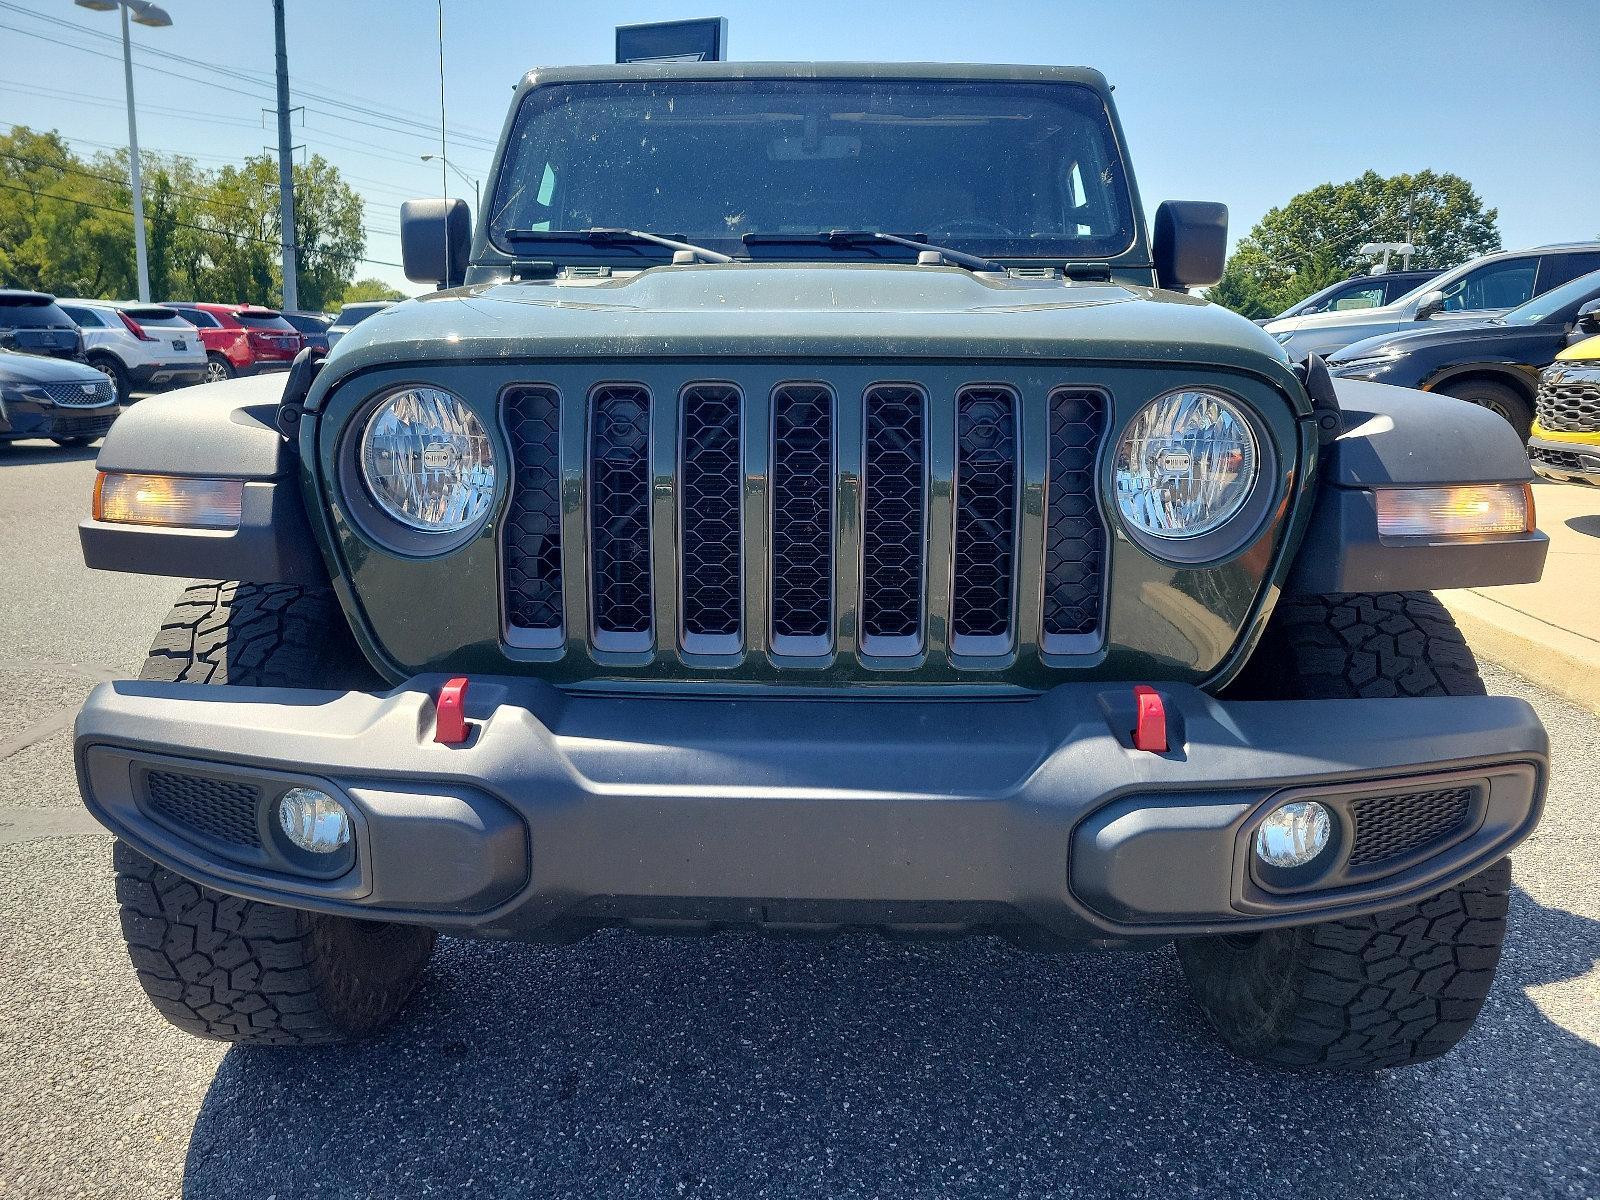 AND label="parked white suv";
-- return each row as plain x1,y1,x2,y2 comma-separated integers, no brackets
56,300,206,401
